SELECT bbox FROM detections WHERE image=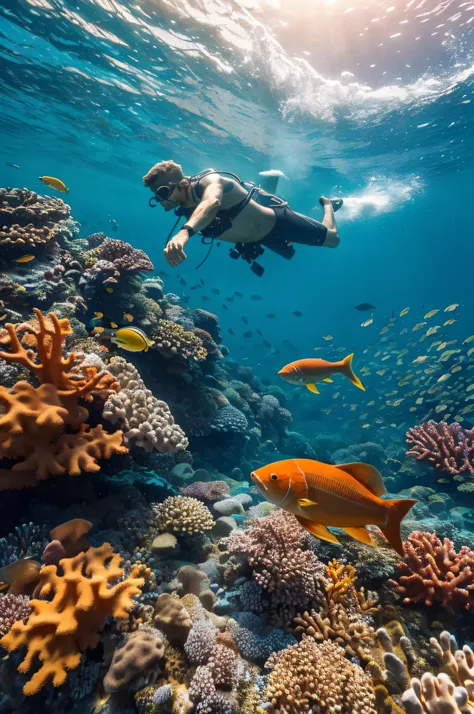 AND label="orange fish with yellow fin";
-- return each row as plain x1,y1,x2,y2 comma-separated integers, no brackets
278,354,365,394
251,458,417,556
